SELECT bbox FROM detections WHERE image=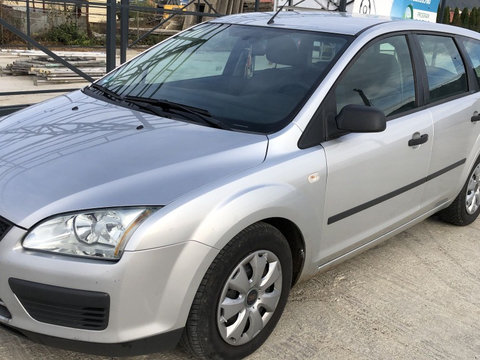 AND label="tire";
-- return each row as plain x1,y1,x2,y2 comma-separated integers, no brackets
181,222,293,360
439,157,480,226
